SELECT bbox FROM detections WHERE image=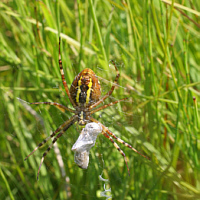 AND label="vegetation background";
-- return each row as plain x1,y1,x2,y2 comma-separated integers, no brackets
1,0,200,199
